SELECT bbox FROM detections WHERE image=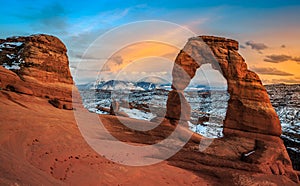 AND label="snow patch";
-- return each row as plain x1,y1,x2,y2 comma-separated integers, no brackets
119,107,156,121
6,54,15,59
287,147,300,153
188,121,223,138
2,54,25,70
0,42,23,49
2,63,21,70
